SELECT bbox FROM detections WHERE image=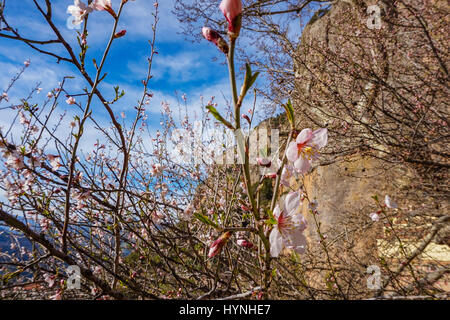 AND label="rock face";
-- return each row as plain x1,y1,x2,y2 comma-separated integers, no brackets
285,0,449,294
301,155,412,243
